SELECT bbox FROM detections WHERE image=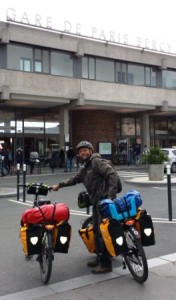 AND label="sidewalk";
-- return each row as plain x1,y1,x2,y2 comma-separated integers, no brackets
0,253,175,300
